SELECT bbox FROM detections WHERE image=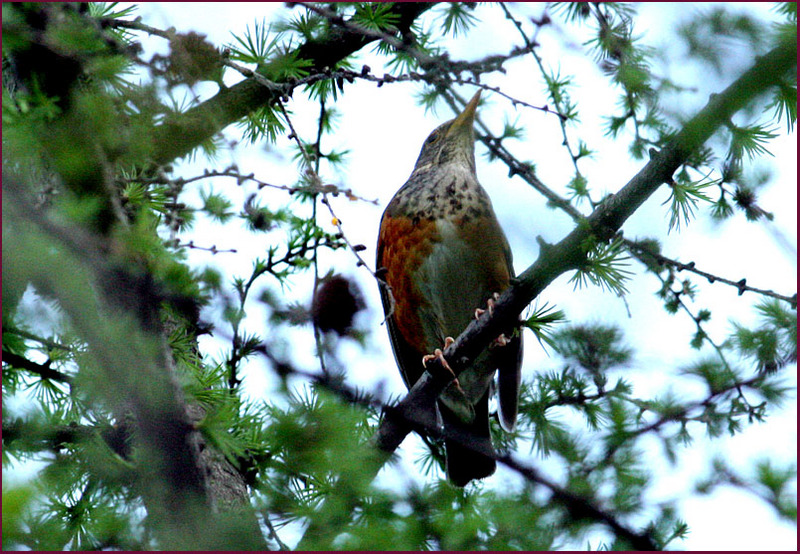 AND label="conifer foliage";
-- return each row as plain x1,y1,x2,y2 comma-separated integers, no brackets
3,2,796,550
